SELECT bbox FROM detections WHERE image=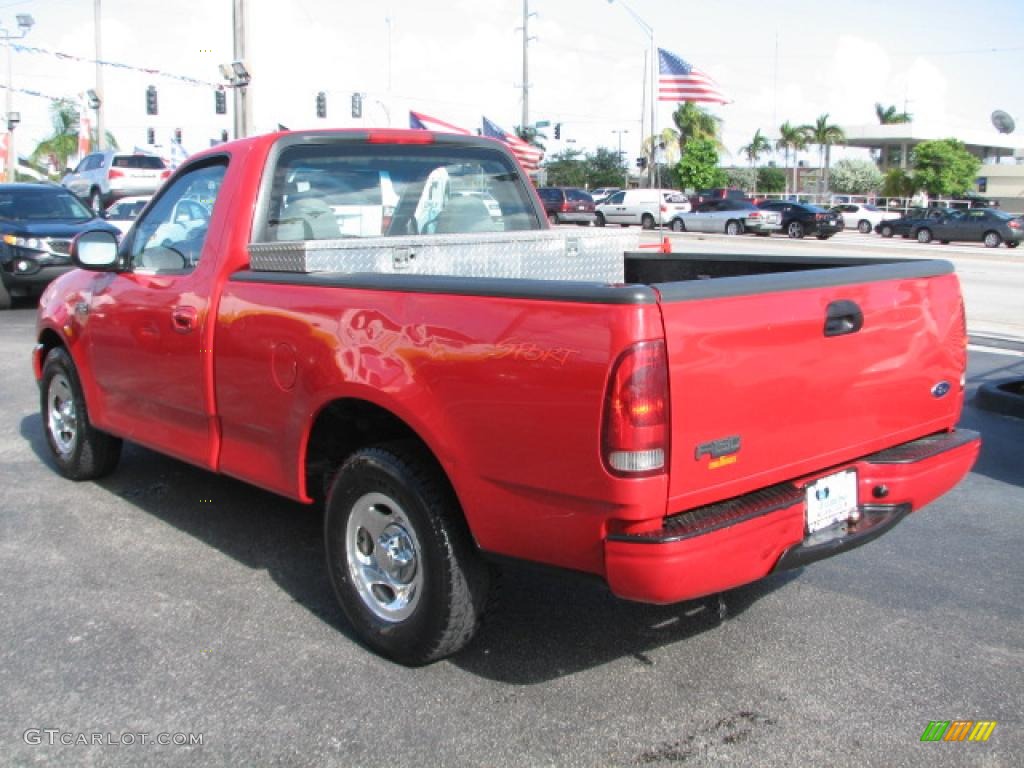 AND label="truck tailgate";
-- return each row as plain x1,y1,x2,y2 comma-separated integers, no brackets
657,270,967,512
